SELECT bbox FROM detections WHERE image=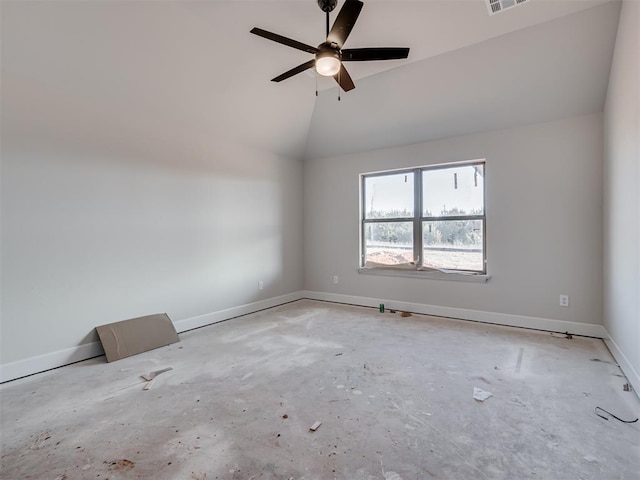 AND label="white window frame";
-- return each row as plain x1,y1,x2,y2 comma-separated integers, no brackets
359,160,488,281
